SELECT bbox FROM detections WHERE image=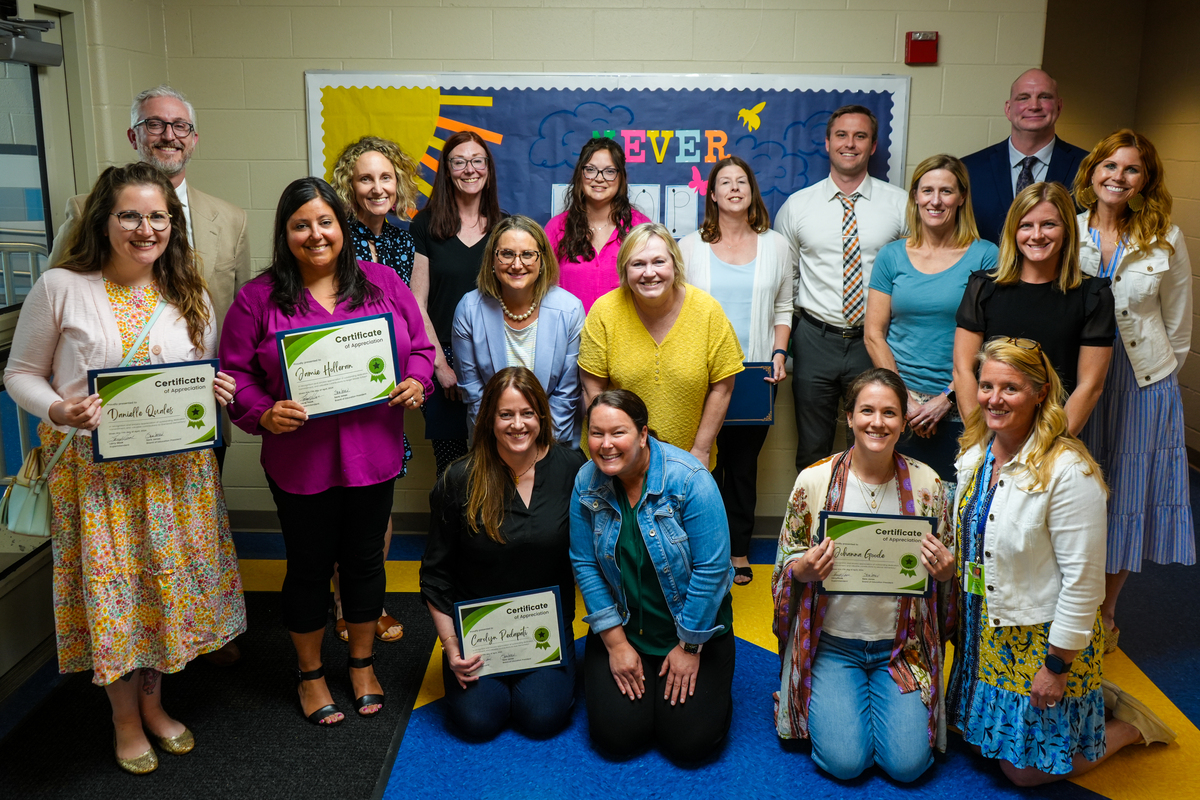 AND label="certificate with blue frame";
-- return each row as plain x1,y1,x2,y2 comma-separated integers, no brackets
88,359,223,463
275,313,400,419
723,361,774,425
453,587,566,678
815,511,937,596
